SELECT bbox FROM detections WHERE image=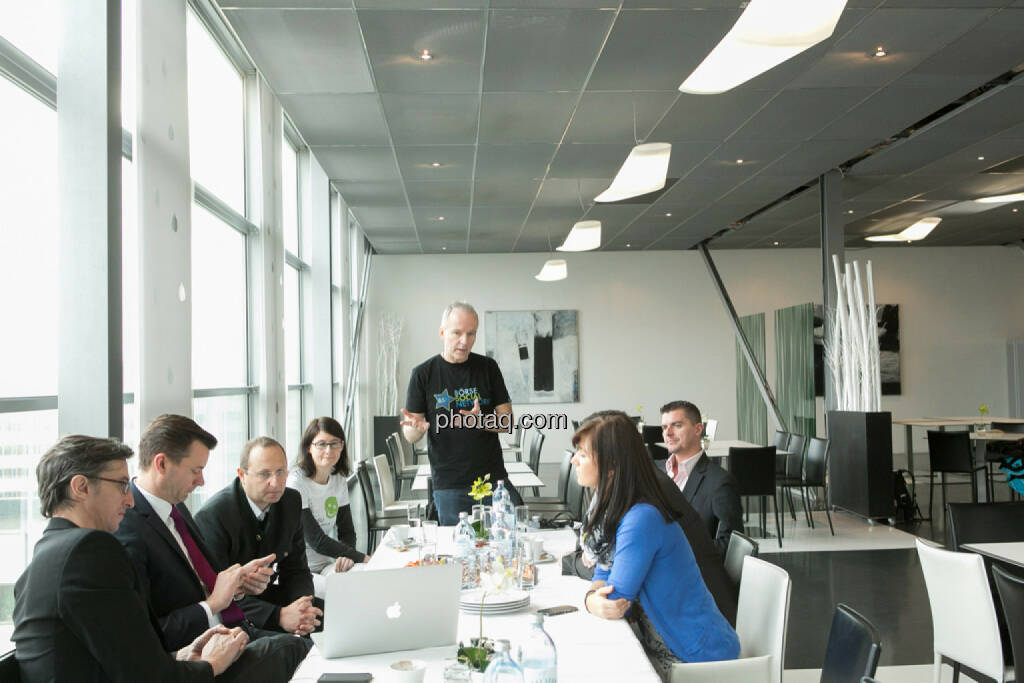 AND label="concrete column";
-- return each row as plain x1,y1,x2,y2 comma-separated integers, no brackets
307,153,333,418
820,169,844,413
